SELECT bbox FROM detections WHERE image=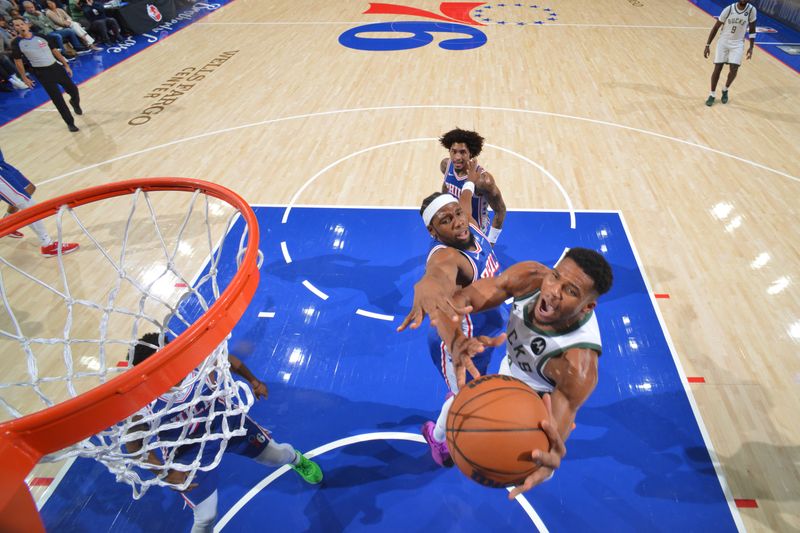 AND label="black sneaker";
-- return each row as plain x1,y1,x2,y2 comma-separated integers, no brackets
70,99,82,115
68,124,79,132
